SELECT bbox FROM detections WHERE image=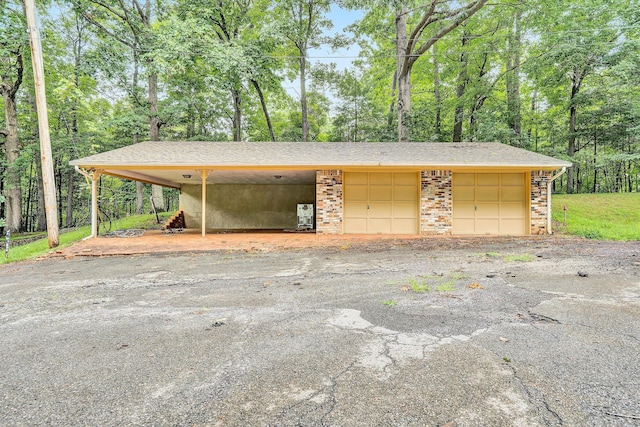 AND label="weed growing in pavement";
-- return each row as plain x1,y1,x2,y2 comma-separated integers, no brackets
436,279,455,292
382,300,397,307
409,277,431,293
400,274,462,293
504,254,534,262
